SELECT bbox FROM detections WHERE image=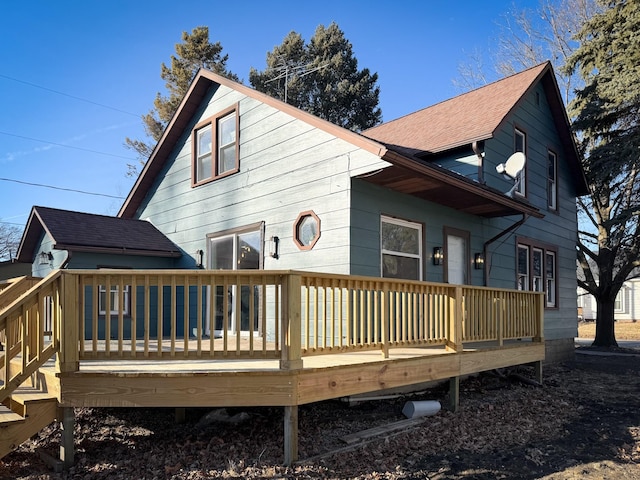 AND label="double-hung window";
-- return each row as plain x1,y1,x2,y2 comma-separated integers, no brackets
192,105,239,185
99,285,130,316
547,150,558,211
514,128,527,197
381,216,422,280
517,238,557,308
